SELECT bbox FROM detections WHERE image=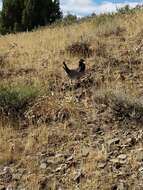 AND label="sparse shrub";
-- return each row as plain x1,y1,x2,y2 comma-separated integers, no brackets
62,14,77,25
0,53,8,67
0,83,39,118
96,21,125,37
95,90,143,125
117,5,132,14
66,41,93,58
95,41,107,57
95,13,114,26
